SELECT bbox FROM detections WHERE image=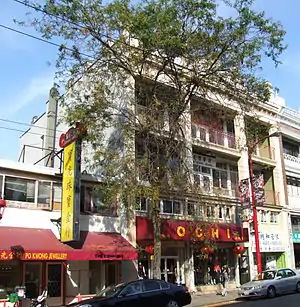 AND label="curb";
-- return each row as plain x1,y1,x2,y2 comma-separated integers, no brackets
200,300,238,307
